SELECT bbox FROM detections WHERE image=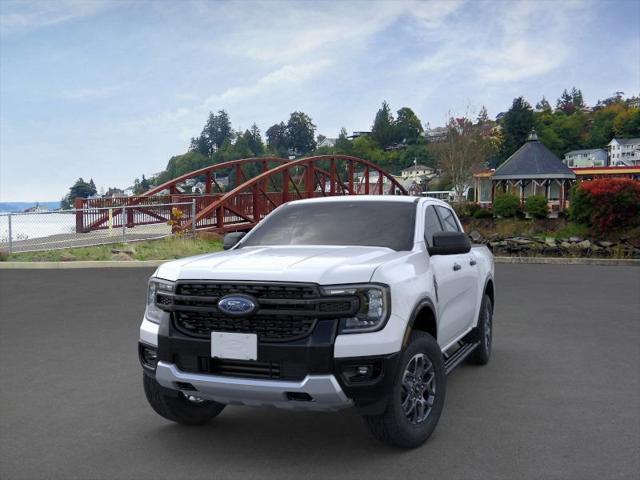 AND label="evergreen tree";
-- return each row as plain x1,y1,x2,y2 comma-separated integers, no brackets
477,106,490,124
556,89,576,114
499,97,535,164
371,101,395,148
243,123,264,156
535,97,552,113
200,110,233,155
335,127,352,154
571,87,585,110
